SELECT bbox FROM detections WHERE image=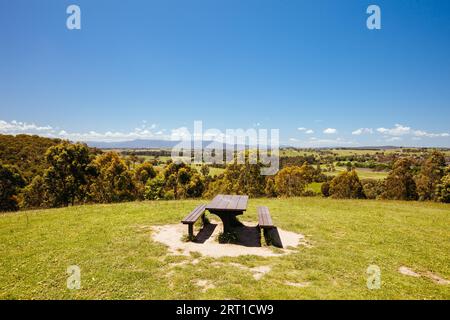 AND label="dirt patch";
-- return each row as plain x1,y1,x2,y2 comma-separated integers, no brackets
424,272,450,285
399,266,449,285
285,281,310,288
151,222,305,258
212,262,272,280
399,266,421,277
193,279,215,292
